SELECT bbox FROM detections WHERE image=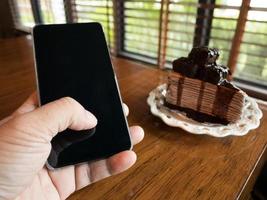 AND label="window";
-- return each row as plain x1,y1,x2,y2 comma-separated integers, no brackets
9,0,267,93
166,1,197,64
71,0,114,49
235,0,267,86
39,0,66,24
209,0,242,64
10,0,66,29
123,0,161,62
11,0,35,28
